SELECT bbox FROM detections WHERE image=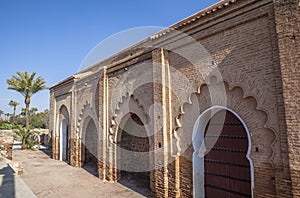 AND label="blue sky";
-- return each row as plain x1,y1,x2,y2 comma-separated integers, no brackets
0,0,219,115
